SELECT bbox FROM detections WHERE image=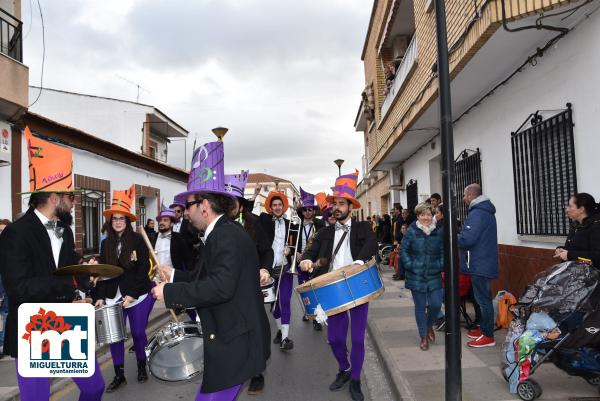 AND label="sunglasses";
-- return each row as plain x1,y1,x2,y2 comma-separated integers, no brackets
185,199,203,210
303,208,314,213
